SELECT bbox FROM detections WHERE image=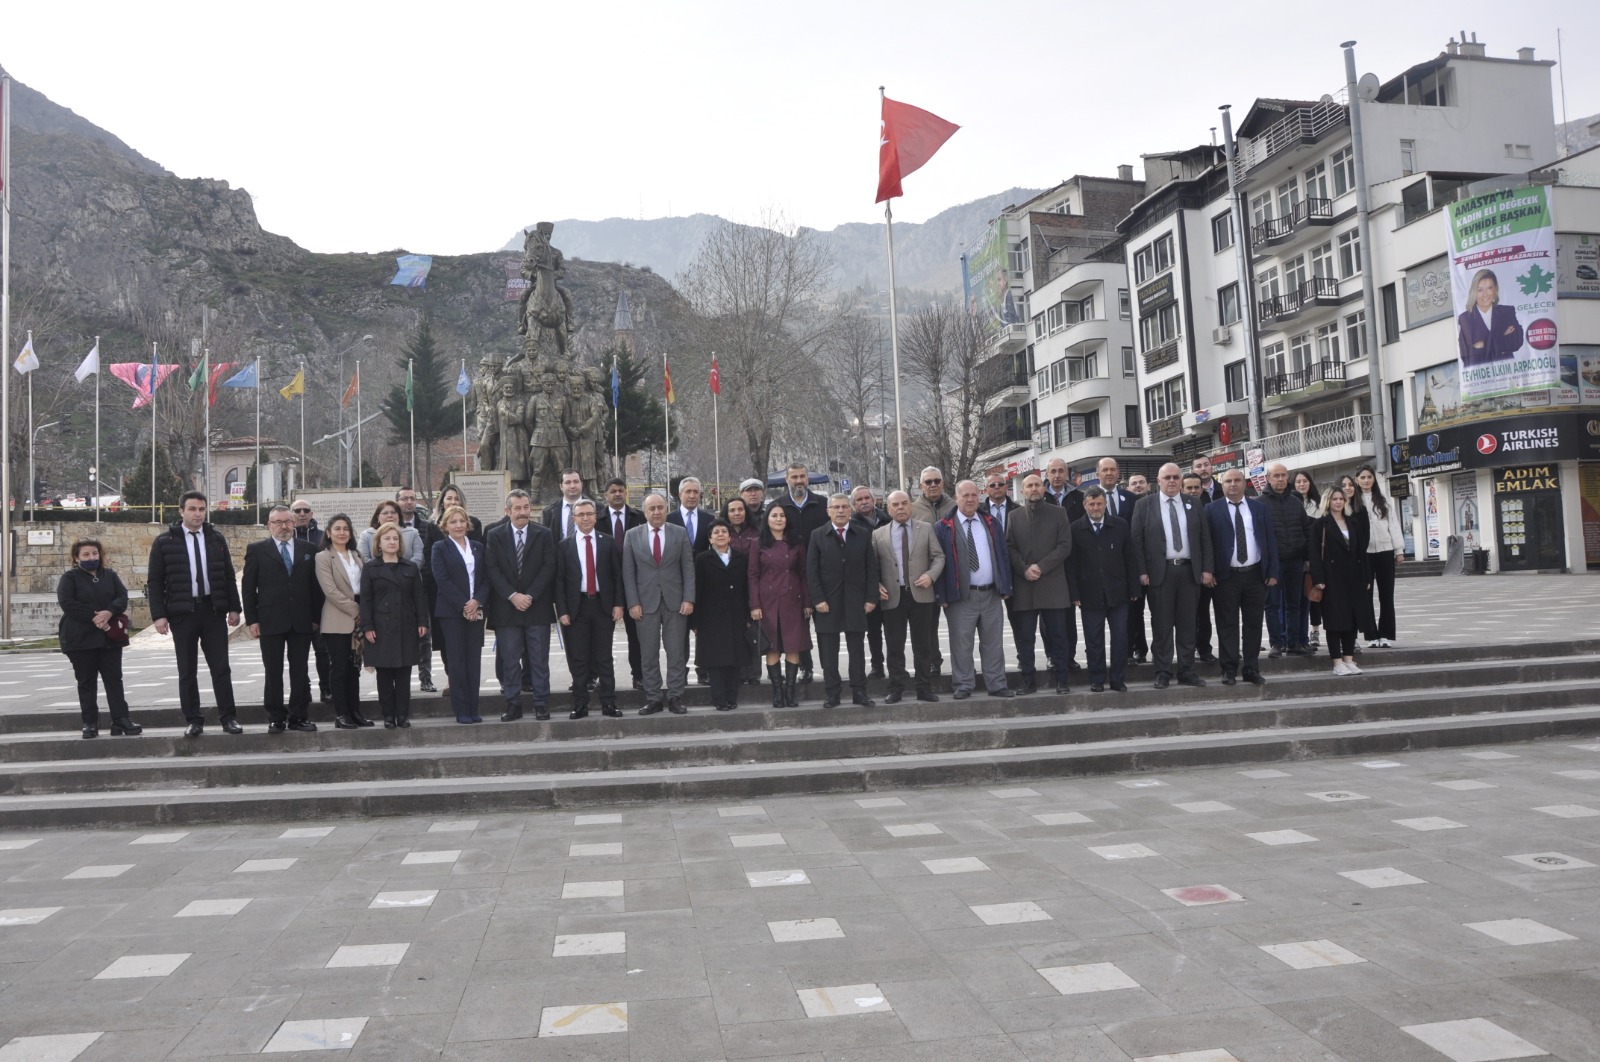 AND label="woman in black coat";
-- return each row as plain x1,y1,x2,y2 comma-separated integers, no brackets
1309,490,1370,677
359,523,430,727
692,519,751,711
56,539,139,738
